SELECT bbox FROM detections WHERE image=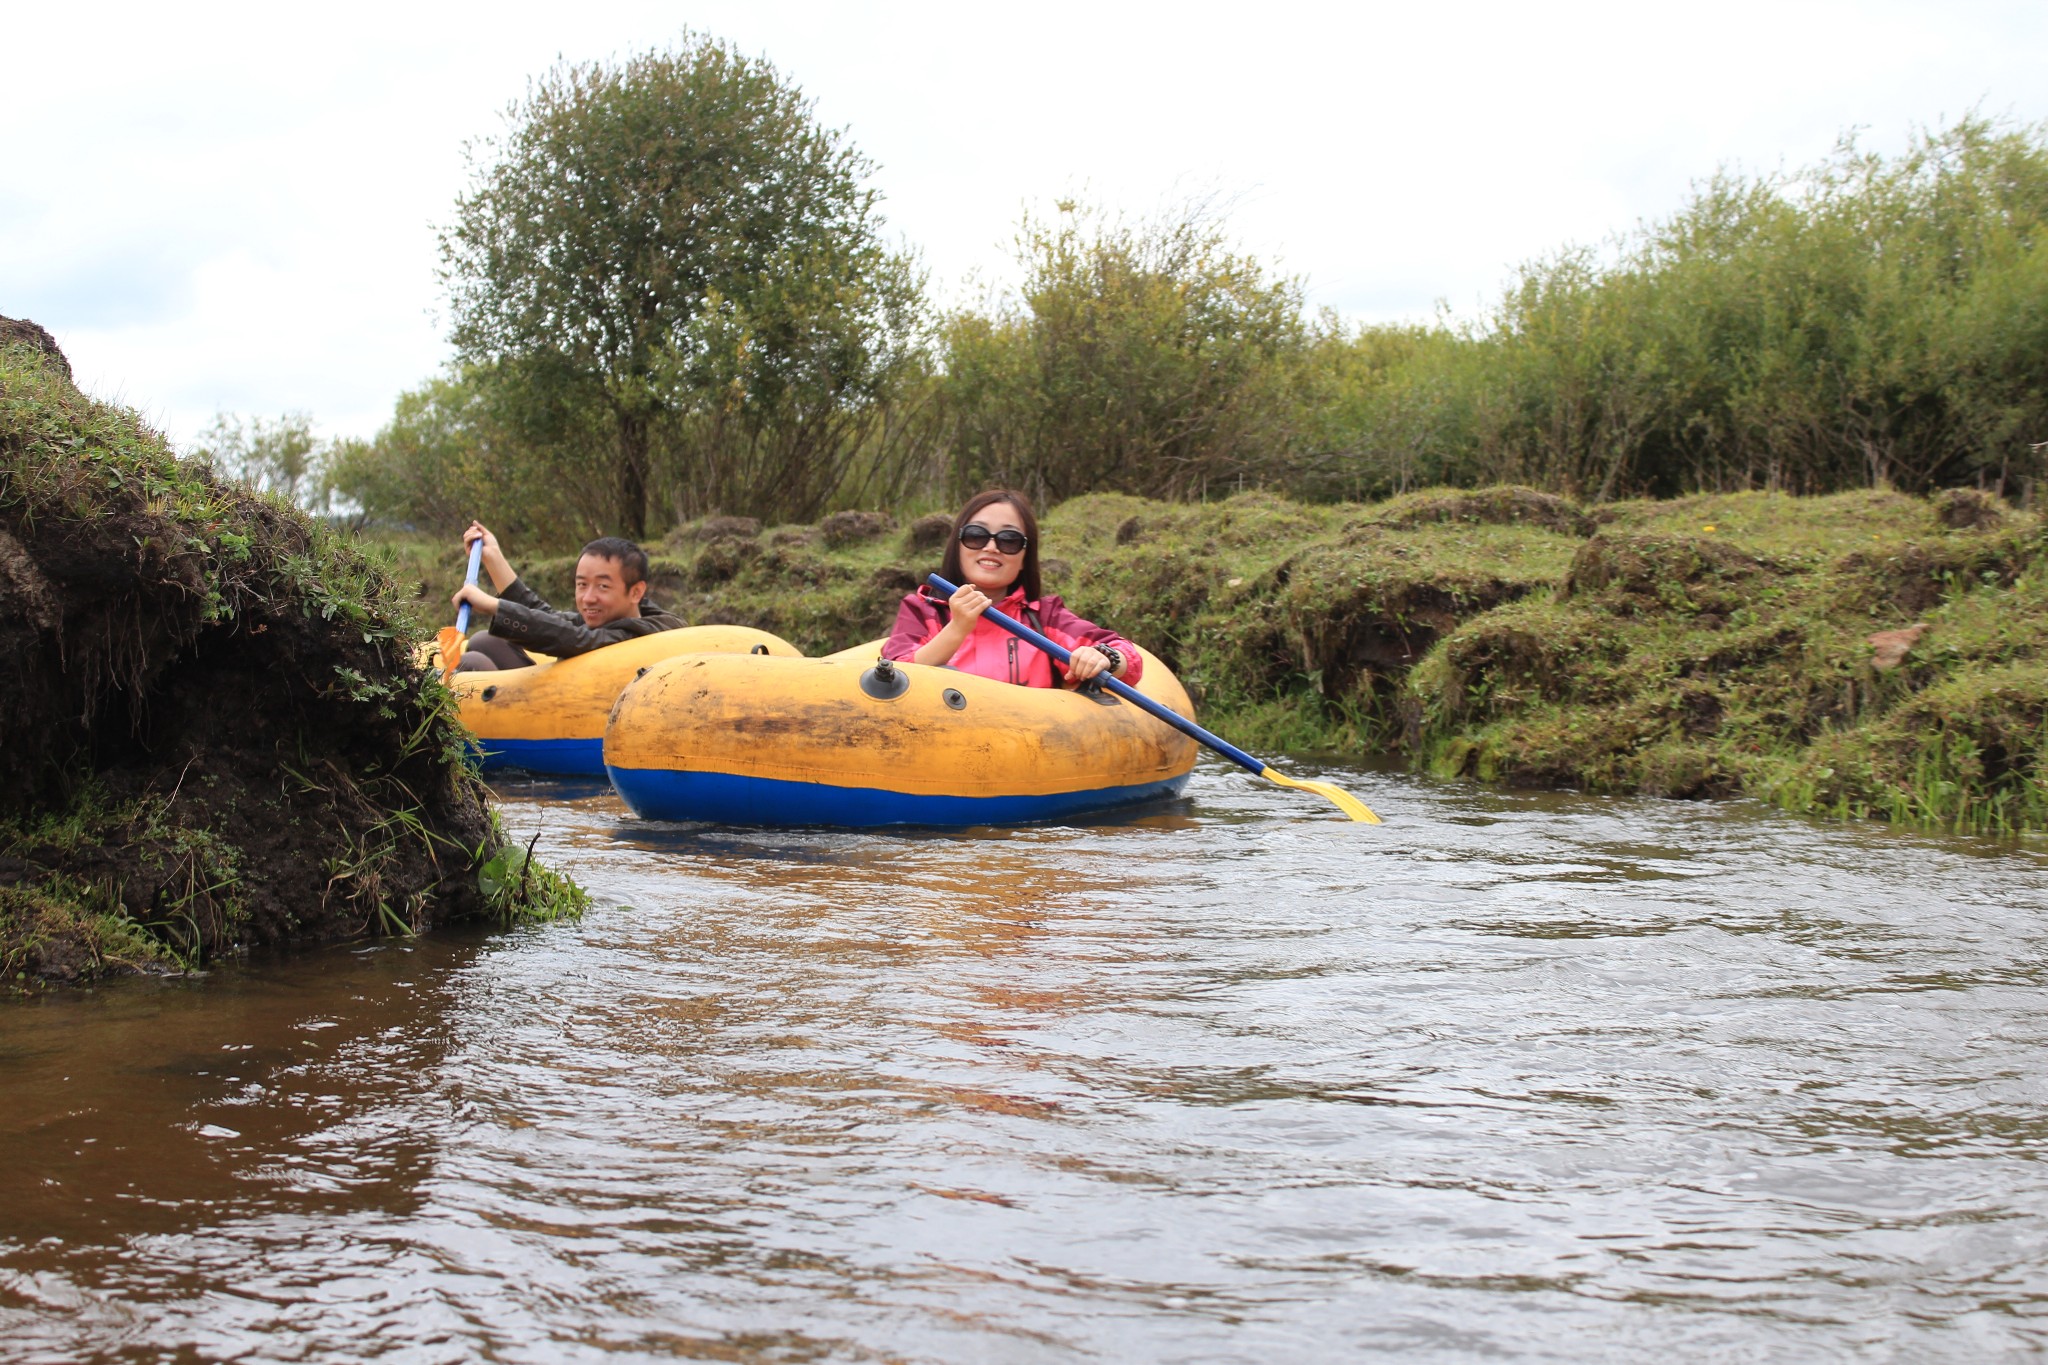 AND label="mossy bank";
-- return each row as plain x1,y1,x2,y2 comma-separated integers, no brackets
383,485,2048,835
0,323,581,990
